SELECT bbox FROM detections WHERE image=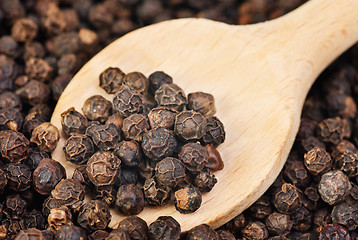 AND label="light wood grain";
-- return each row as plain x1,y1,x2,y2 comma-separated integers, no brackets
51,0,358,232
